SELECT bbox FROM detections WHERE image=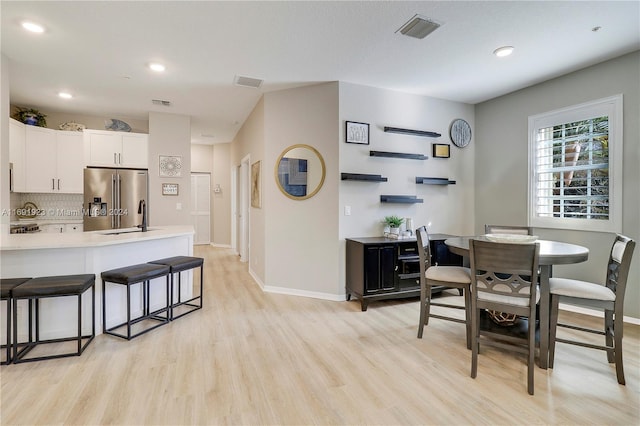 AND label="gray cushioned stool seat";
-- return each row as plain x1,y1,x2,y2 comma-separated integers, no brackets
13,274,95,298
12,274,95,364
149,256,204,320
101,263,171,340
1,278,31,365
101,264,170,284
